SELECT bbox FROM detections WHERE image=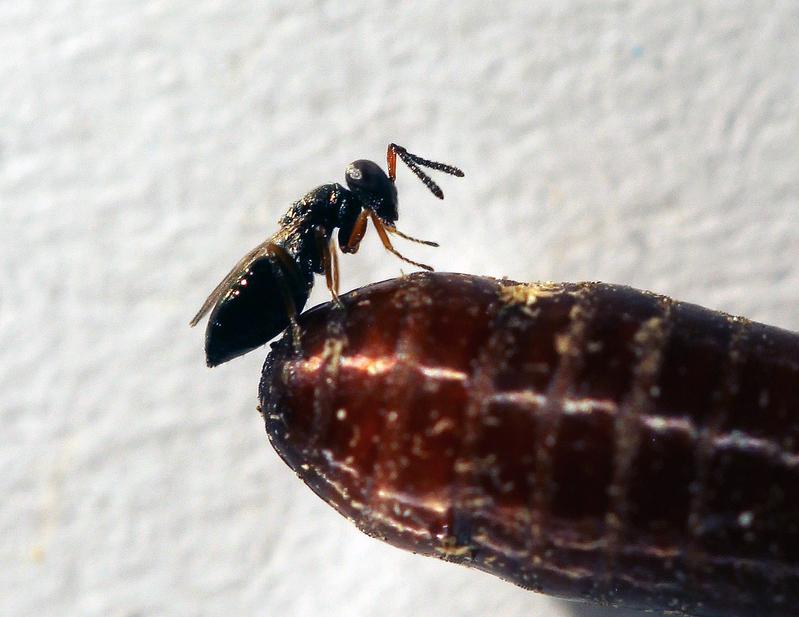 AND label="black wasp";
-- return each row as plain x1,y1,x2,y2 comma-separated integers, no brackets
190,143,464,367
